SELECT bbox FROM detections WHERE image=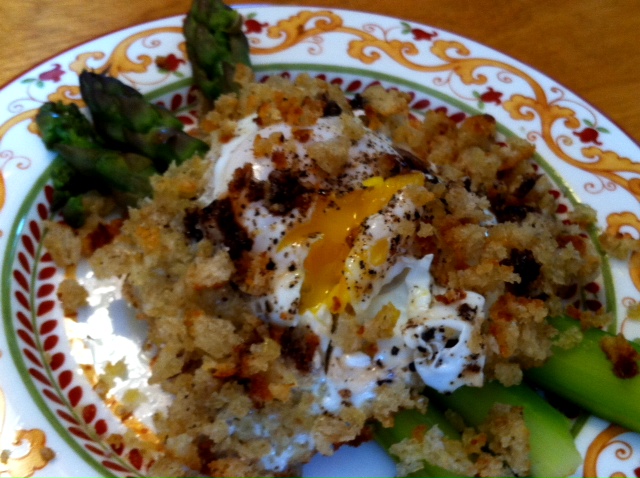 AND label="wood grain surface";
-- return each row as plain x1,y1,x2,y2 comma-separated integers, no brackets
1,0,639,143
